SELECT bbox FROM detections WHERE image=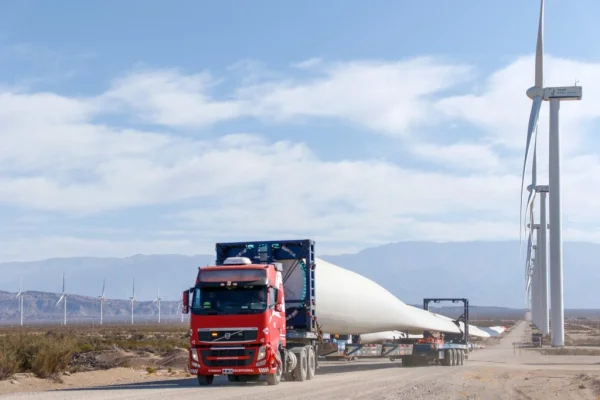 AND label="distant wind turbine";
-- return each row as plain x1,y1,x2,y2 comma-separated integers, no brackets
153,287,162,324
178,290,184,323
15,278,24,326
129,279,135,325
56,273,67,326
99,279,106,325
